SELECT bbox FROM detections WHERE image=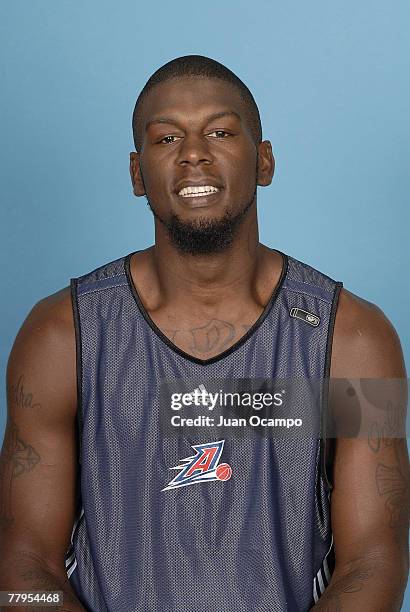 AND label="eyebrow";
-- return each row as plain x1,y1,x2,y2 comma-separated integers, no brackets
145,110,242,131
